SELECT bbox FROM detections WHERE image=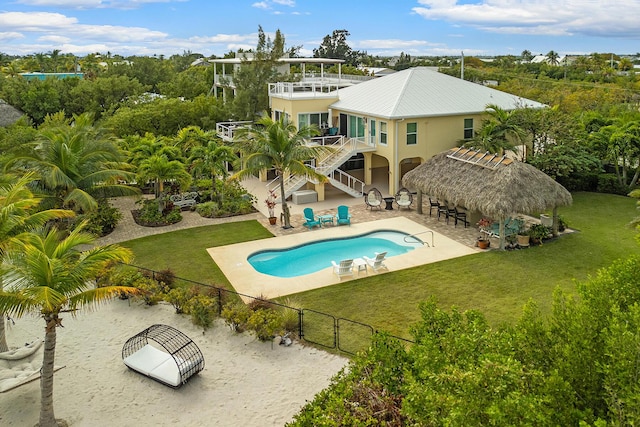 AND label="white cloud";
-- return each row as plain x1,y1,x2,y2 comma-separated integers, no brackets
38,35,72,43
0,12,78,29
357,39,442,50
0,32,25,41
272,0,295,6
413,0,640,38
252,1,269,9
